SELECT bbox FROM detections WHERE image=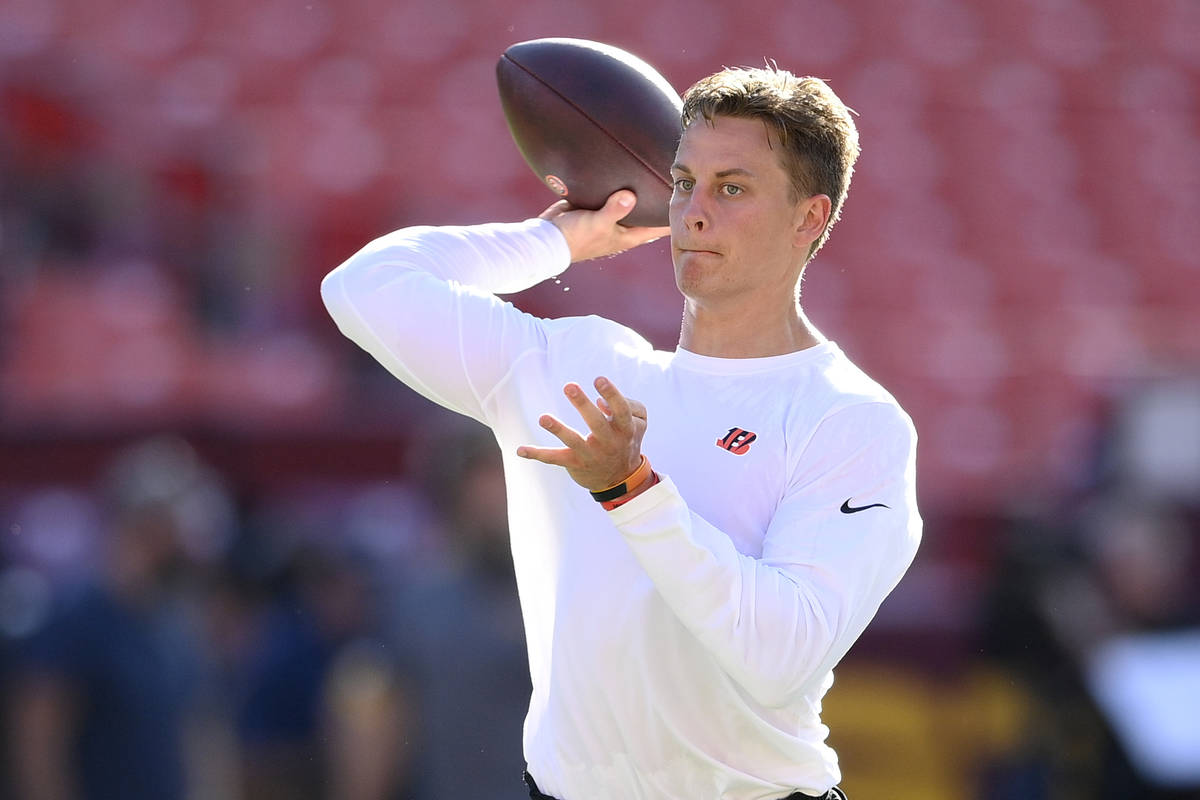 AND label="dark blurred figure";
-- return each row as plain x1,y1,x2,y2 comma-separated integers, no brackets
6,436,230,800
385,421,531,800
204,496,409,800
978,379,1200,800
